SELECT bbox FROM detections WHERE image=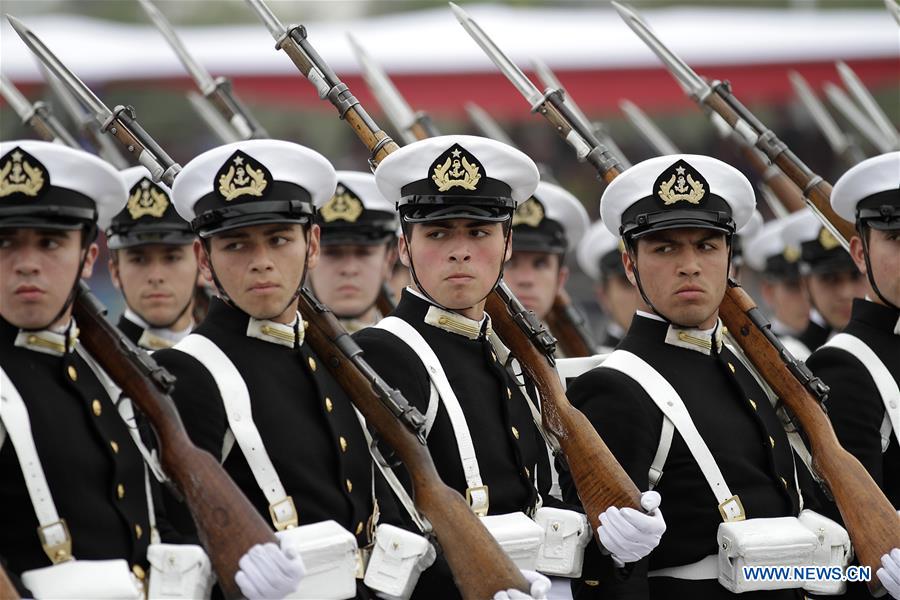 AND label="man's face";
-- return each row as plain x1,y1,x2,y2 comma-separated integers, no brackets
504,251,567,320
805,268,865,329
309,243,393,318
400,219,510,319
852,228,900,309
1,228,98,329
110,244,198,328
596,272,639,332
199,223,319,323
761,277,810,334
624,228,729,329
